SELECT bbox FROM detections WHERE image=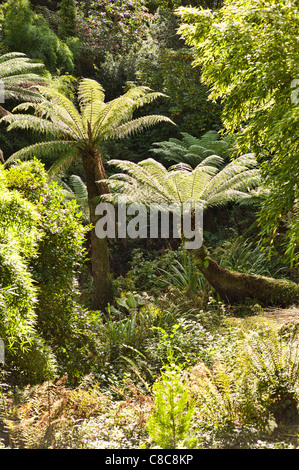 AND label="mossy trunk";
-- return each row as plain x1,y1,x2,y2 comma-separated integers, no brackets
82,147,113,311
191,246,299,307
